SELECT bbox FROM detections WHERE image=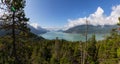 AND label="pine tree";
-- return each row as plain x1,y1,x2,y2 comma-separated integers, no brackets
0,0,30,63
87,34,98,64
0,0,30,36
